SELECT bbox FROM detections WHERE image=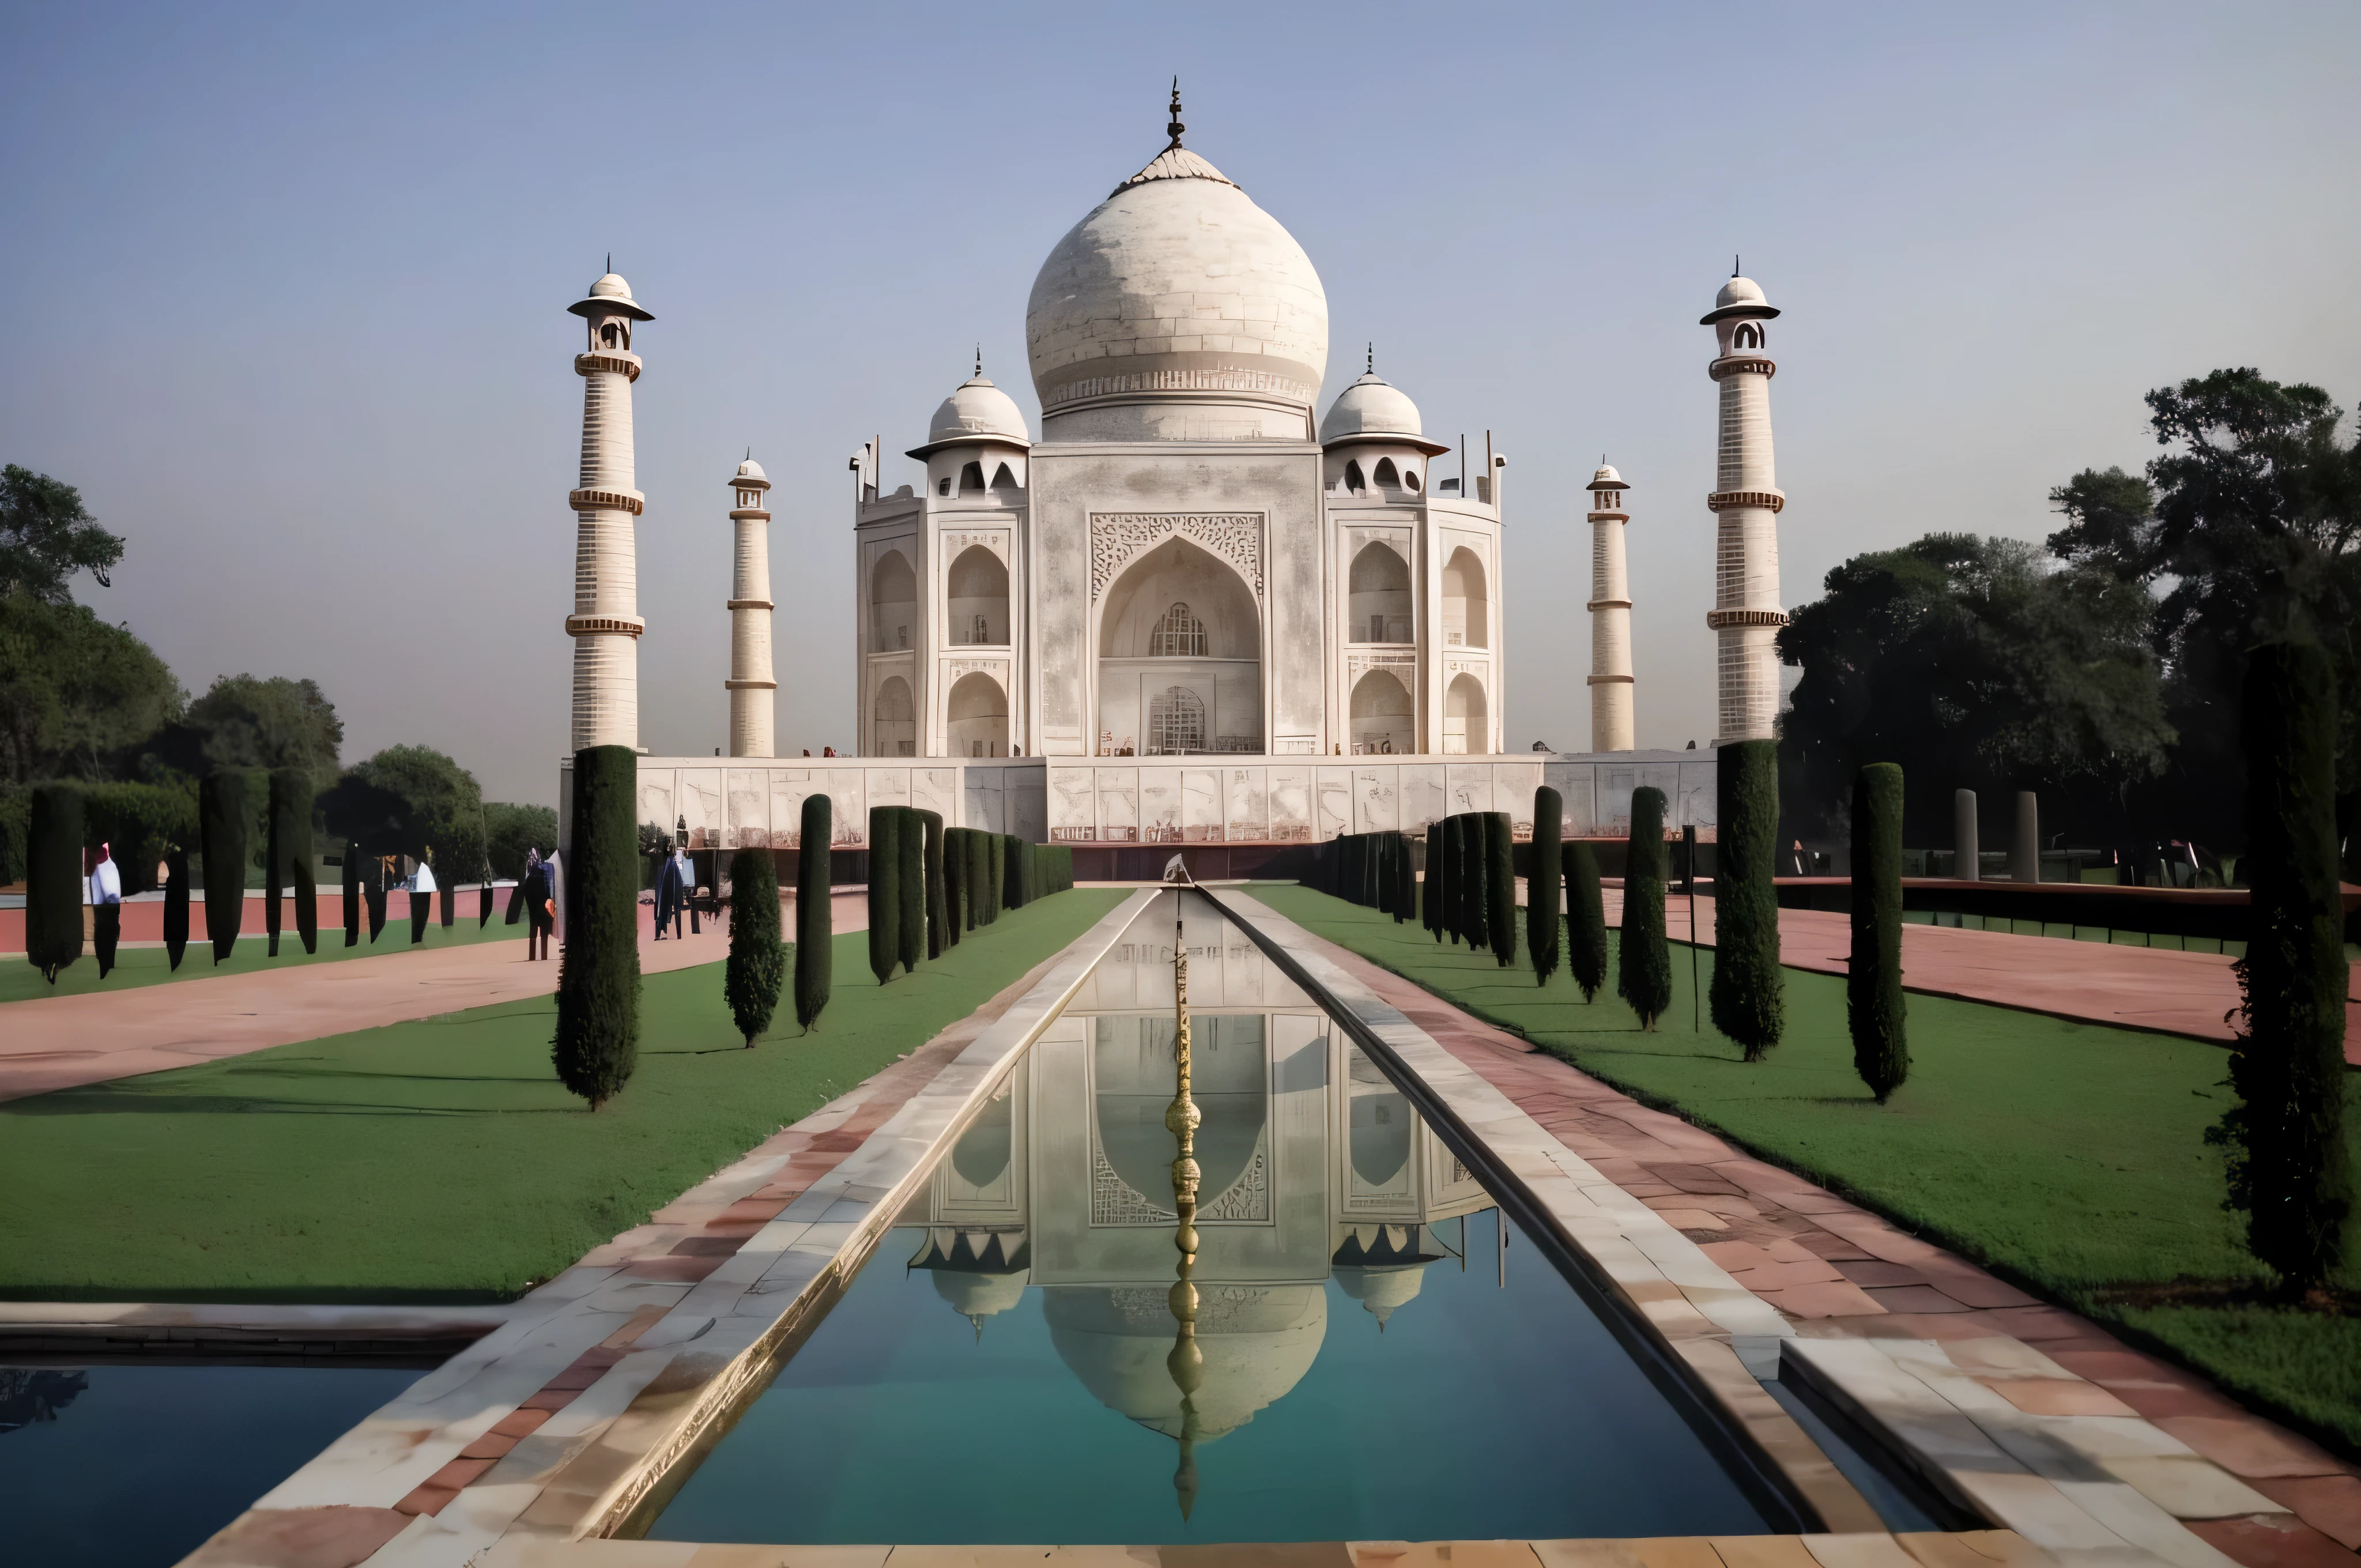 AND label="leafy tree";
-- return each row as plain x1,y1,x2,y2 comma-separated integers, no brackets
0,466,123,604
0,594,183,785
1779,533,2170,844
2050,368,2361,844
484,802,560,880
141,674,342,798
322,745,485,891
